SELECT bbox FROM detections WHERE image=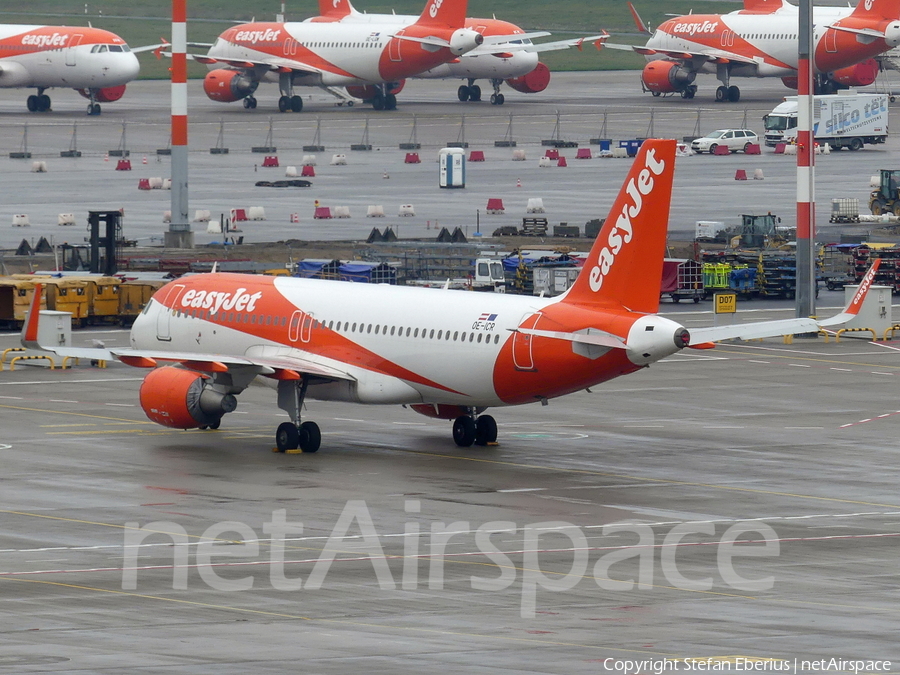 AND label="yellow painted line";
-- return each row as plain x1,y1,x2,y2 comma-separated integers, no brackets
40,424,98,428
0,576,678,656
0,403,147,425
389,450,900,509
45,429,159,436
